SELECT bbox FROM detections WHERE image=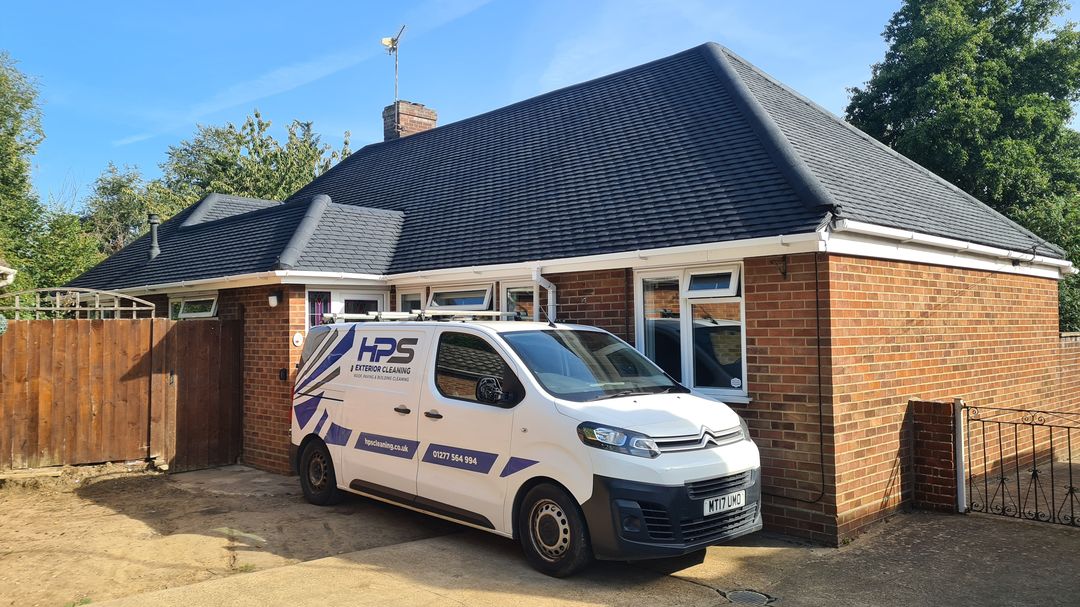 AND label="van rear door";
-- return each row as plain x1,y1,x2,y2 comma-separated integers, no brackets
340,328,429,498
